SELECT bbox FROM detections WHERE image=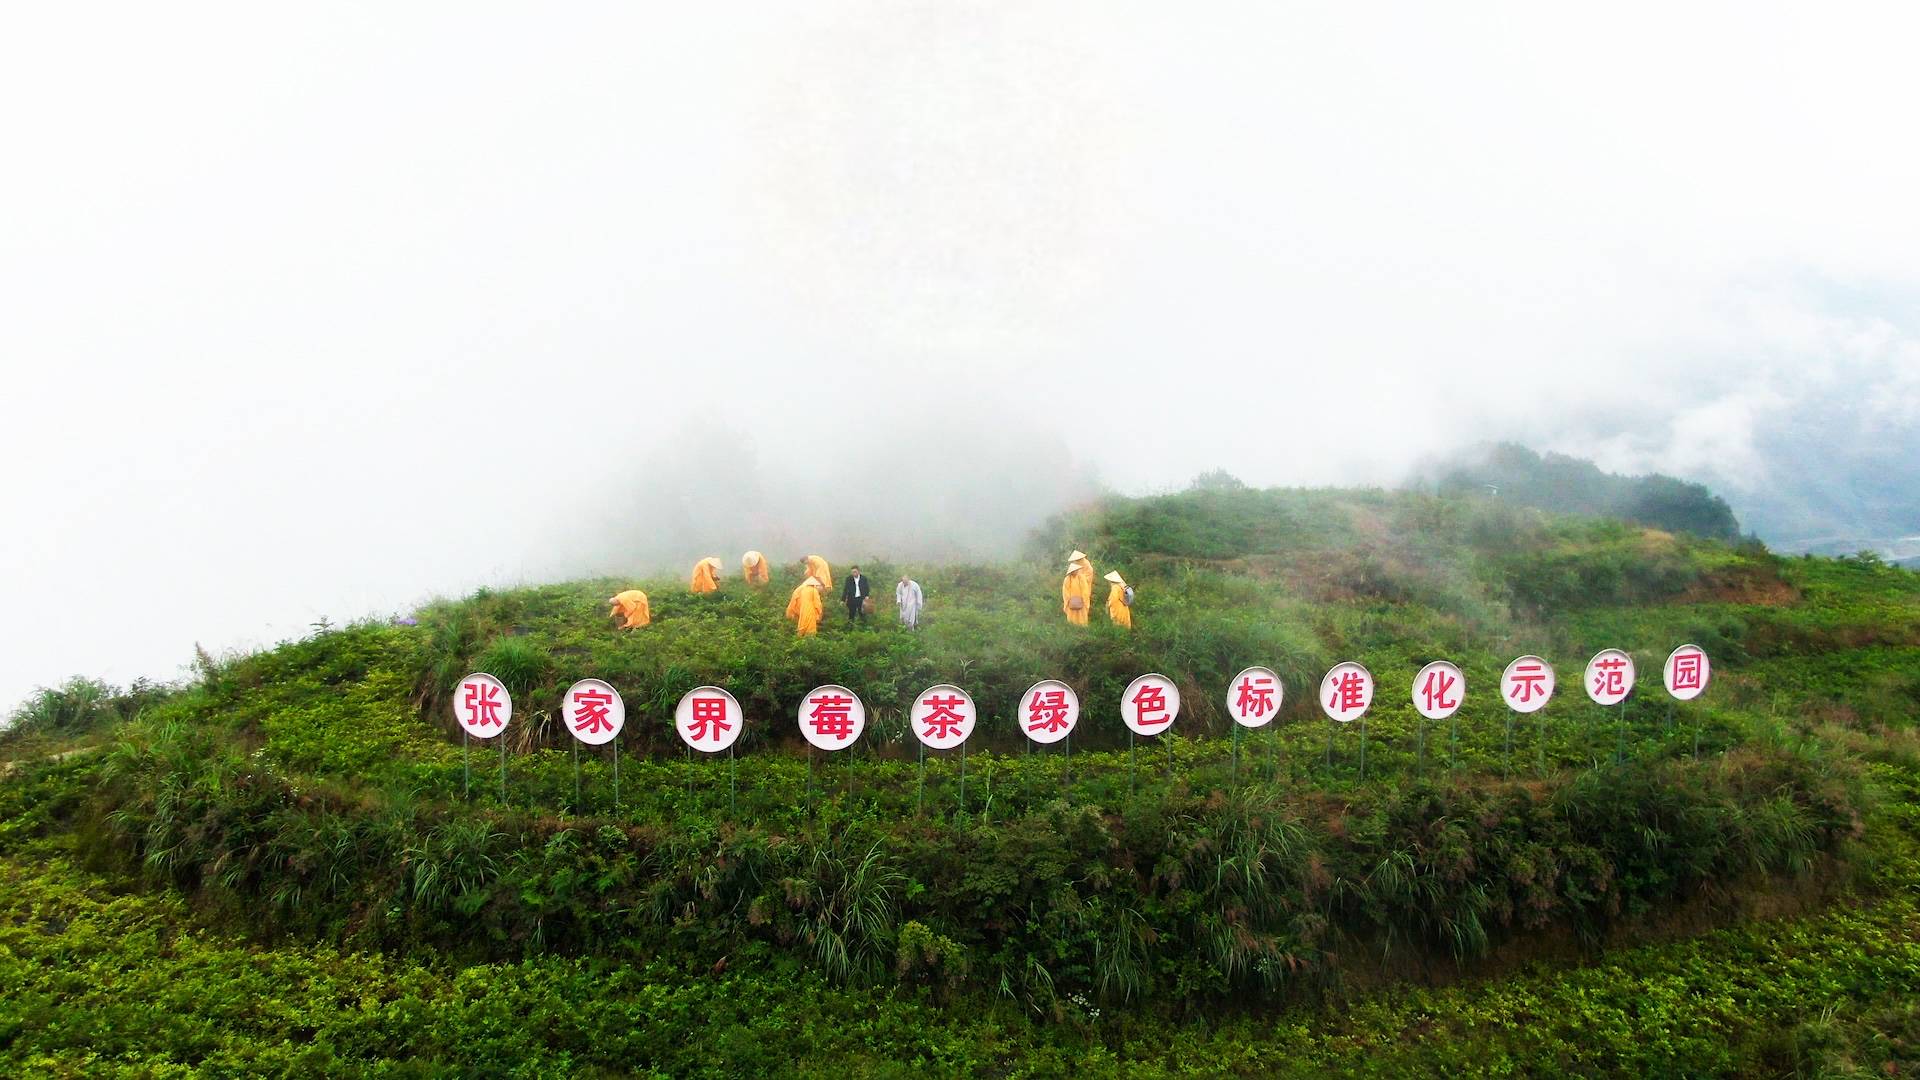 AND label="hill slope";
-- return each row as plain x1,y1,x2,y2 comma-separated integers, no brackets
4,487,1919,1076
